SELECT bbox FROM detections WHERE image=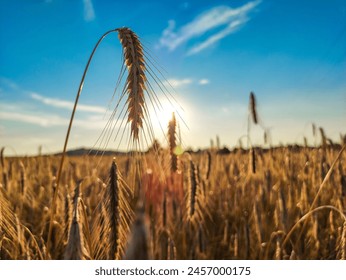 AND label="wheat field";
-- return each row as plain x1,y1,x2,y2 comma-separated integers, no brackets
0,144,346,260
0,27,345,260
